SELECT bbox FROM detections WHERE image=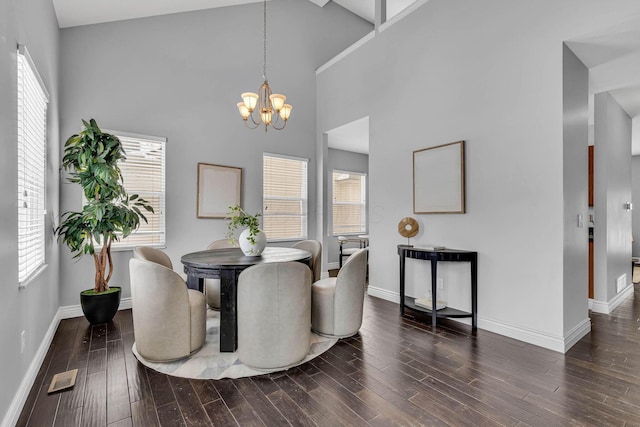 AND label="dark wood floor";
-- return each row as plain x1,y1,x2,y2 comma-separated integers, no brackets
17,285,640,426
